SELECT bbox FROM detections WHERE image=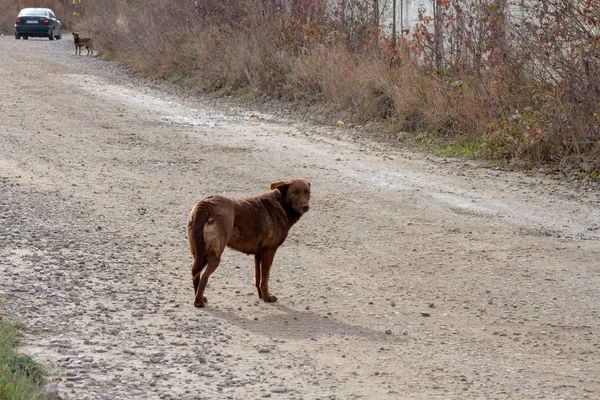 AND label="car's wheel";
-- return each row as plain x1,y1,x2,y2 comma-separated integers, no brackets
49,29,55,40
23,36,28,40
56,29,62,40
15,32,20,40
